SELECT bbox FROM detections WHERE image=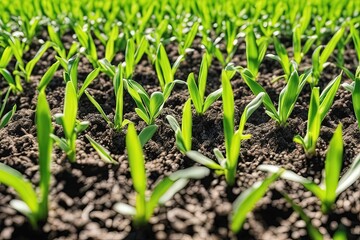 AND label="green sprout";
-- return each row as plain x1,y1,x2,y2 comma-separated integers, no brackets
0,90,53,228
293,74,341,156
187,52,222,115
51,81,89,162
186,71,265,186
260,124,360,214
0,87,16,129
113,123,210,227
166,99,192,153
